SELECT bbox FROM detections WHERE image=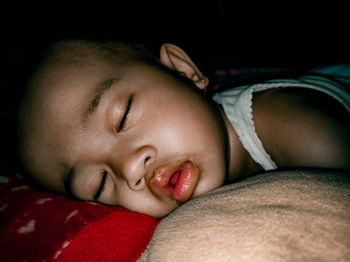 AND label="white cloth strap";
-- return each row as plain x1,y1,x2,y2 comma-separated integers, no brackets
213,75,350,171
